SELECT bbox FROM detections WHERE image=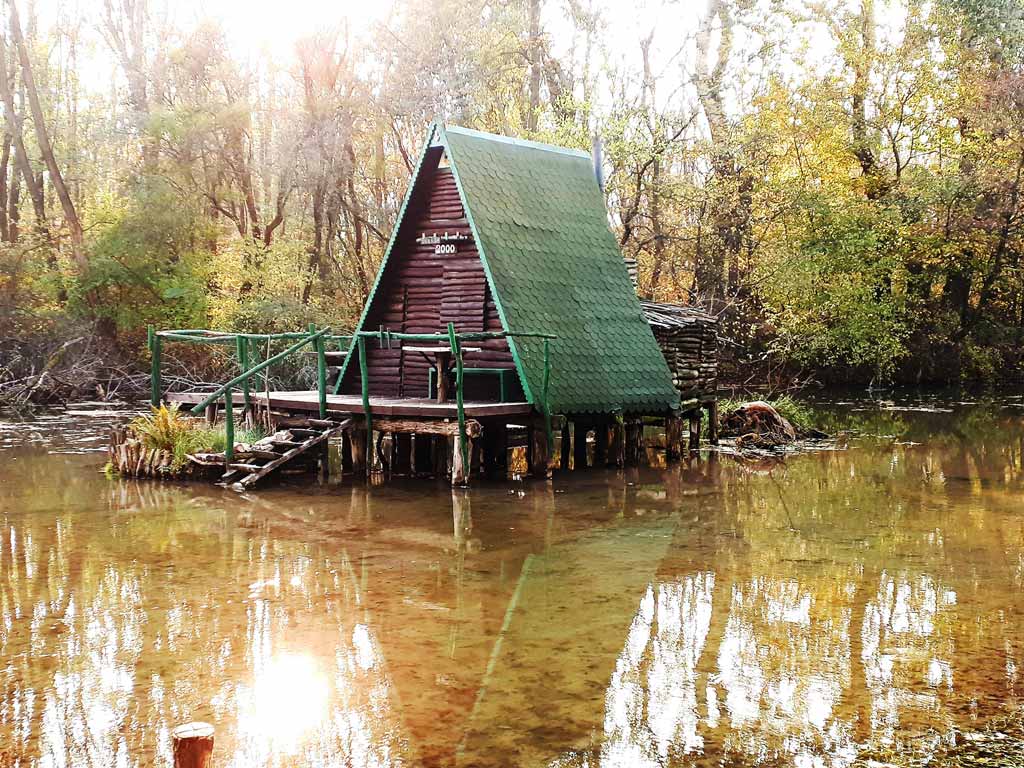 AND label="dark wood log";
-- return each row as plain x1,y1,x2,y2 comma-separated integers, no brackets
706,401,719,444
560,422,571,471
594,421,609,465
172,722,214,768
